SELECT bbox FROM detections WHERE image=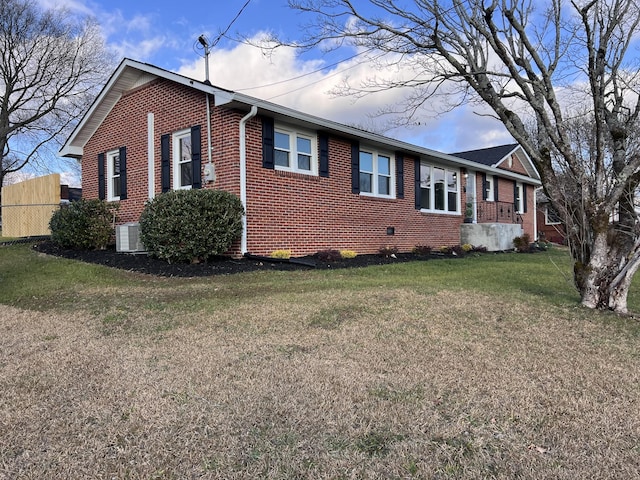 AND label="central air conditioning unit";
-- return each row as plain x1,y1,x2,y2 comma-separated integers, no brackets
116,223,145,253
